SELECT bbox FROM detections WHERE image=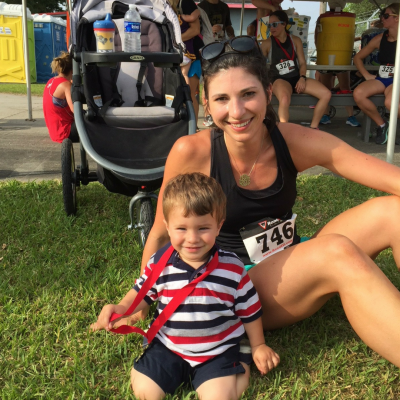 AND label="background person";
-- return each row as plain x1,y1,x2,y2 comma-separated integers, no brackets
198,0,235,42
43,52,78,143
353,3,399,144
129,38,400,369
314,2,361,127
92,173,280,400
261,11,331,129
